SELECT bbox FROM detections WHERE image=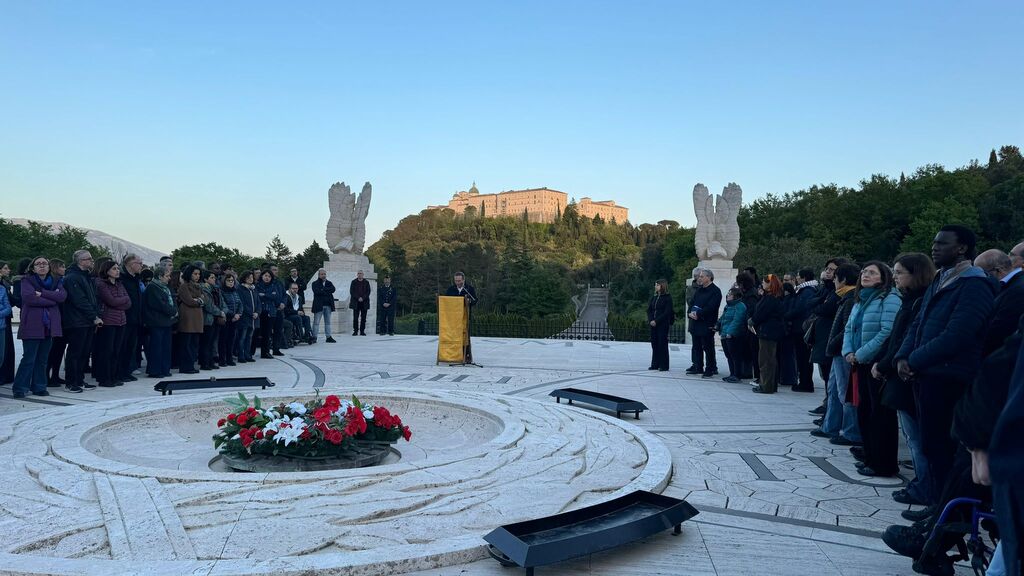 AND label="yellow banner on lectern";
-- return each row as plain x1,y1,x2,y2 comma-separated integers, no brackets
437,295,469,363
